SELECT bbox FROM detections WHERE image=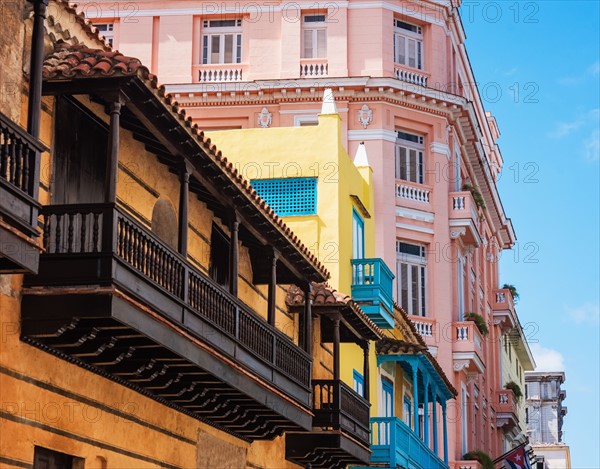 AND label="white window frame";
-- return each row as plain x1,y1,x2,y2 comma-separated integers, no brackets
396,241,427,317
94,22,115,46
294,115,319,127
395,131,425,184
302,14,327,59
393,19,423,70
201,19,242,65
